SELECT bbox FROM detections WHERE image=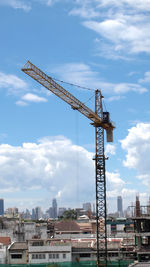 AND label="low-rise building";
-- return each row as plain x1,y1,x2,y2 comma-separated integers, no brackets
8,242,27,264
28,239,72,264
